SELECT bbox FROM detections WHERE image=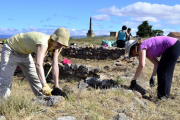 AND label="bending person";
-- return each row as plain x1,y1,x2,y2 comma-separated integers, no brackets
125,36,180,99
0,27,70,99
